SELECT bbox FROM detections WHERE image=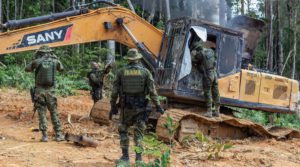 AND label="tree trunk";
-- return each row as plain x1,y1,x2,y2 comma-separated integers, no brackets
265,0,273,70
291,6,297,79
246,0,251,13
107,0,115,63
165,0,171,20
126,0,136,13
226,0,233,21
141,0,145,18
147,0,156,23
219,0,226,25
241,0,245,15
159,0,163,20
0,0,2,30
14,0,17,20
6,0,9,20
281,50,294,75
276,0,283,74
52,0,55,13
107,40,115,63
20,0,24,19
